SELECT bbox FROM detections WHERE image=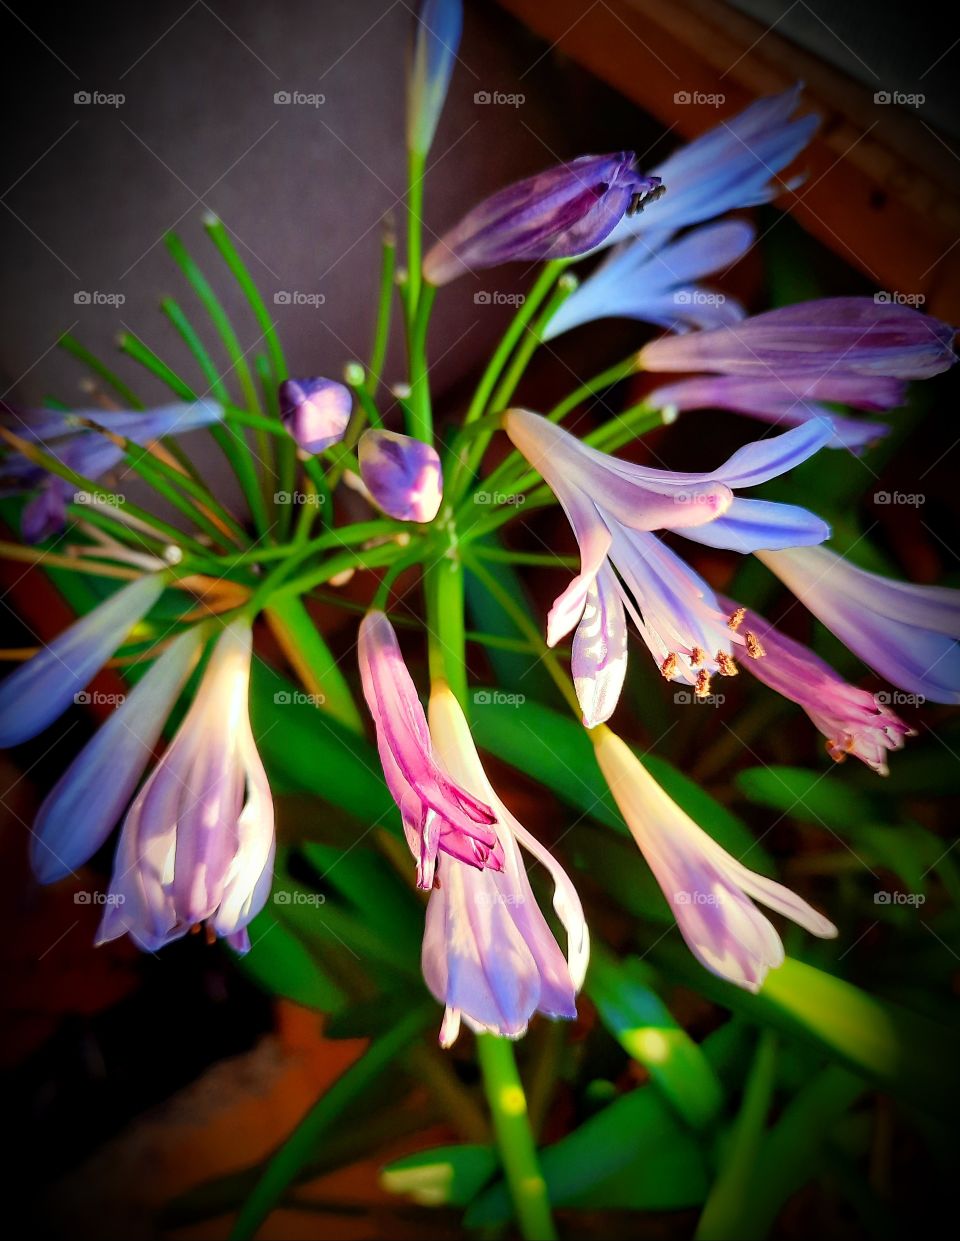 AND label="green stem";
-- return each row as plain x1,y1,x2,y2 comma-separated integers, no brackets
486,273,577,415
406,282,436,443
368,226,397,393
476,1036,558,1241
405,148,426,318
